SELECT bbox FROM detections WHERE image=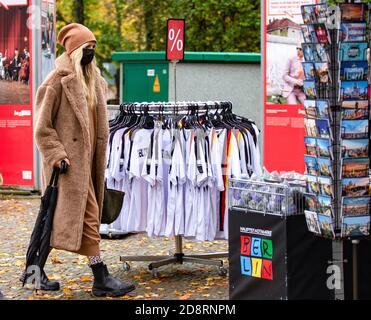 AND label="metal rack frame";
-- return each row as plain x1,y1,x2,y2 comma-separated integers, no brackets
107,101,235,277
